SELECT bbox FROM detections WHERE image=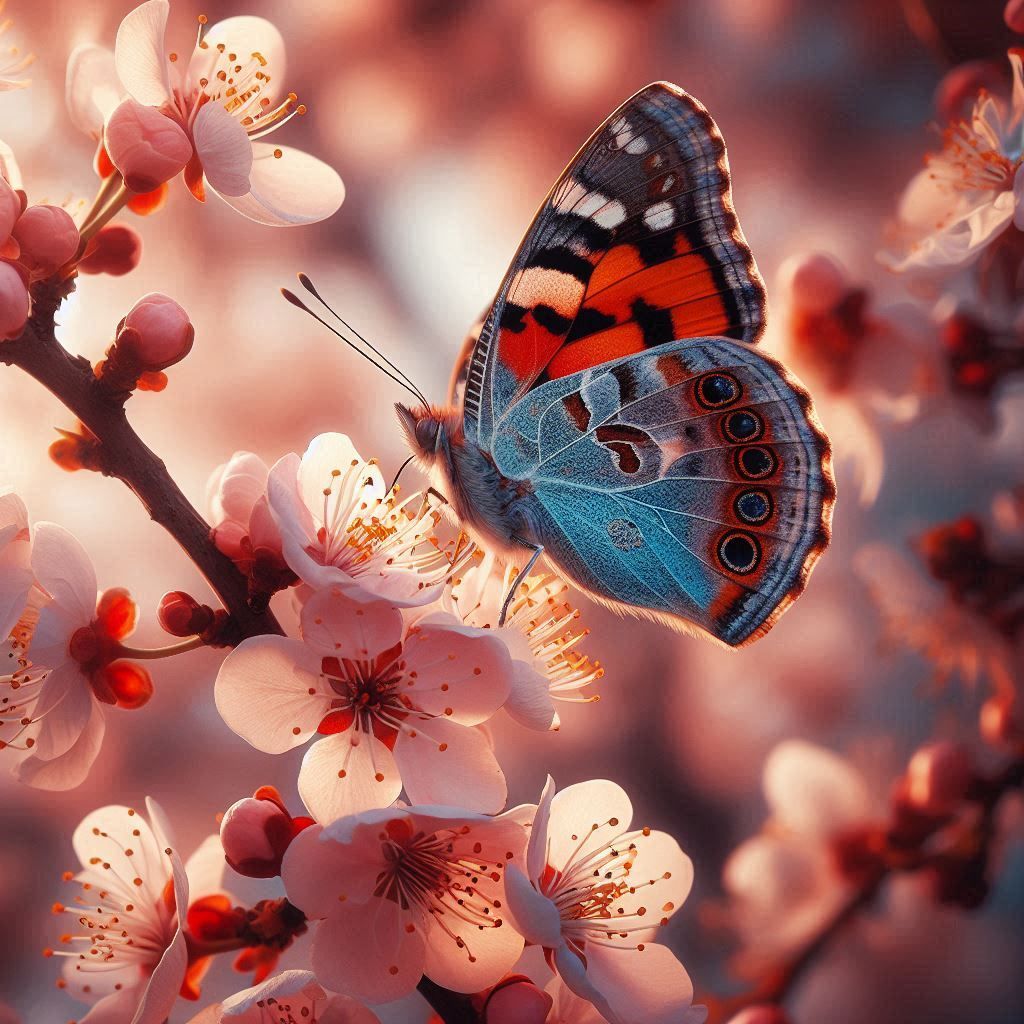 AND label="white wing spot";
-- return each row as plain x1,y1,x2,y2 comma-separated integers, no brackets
644,201,675,231
625,135,650,155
